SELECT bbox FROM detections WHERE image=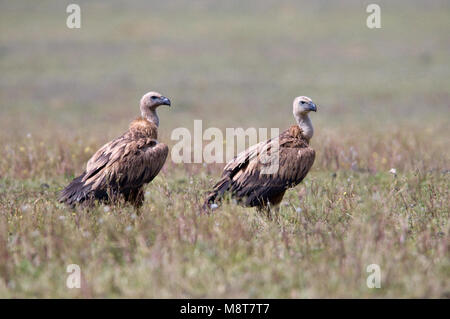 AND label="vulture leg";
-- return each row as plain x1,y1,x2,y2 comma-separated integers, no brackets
255,191,285,220
266,203,279,221
256,204,274,220
125,187,145,208
268,190,286,206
